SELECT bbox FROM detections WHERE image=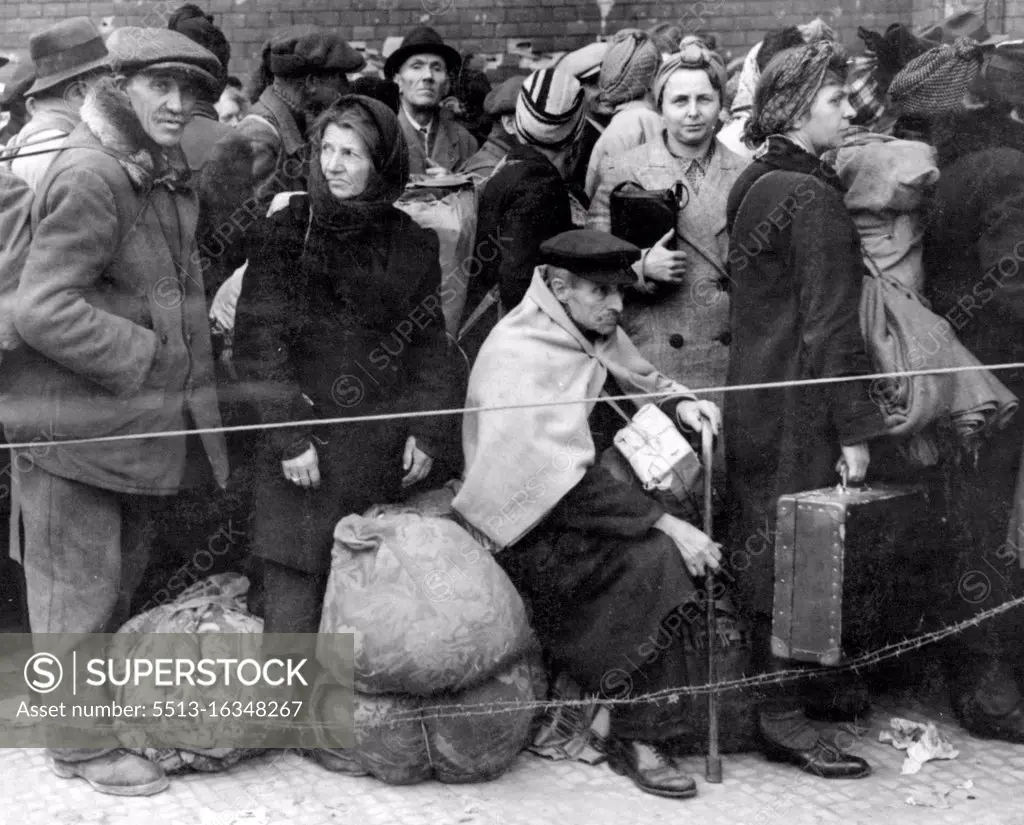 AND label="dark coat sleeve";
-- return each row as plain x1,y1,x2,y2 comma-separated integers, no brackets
395,221,459,457
974,148,1024,322
791,180,886,446
545,463,665,539
495,165,573,309
232,204,317,460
